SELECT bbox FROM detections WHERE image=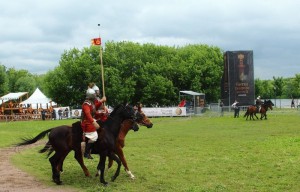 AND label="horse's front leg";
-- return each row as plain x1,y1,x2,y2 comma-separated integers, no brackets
74,146,90,177
260,113,264,120
249,113,254,120
109,152,122,182
97,152,108,186
115,144,134,179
